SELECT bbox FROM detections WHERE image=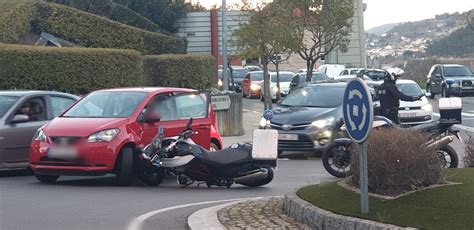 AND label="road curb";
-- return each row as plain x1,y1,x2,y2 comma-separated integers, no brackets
187,200,243,230
283,190,416,230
